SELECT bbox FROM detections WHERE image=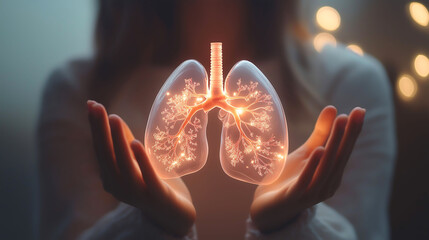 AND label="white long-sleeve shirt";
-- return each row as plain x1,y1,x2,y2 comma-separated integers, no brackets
37,42,395,239
245,43,396,239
